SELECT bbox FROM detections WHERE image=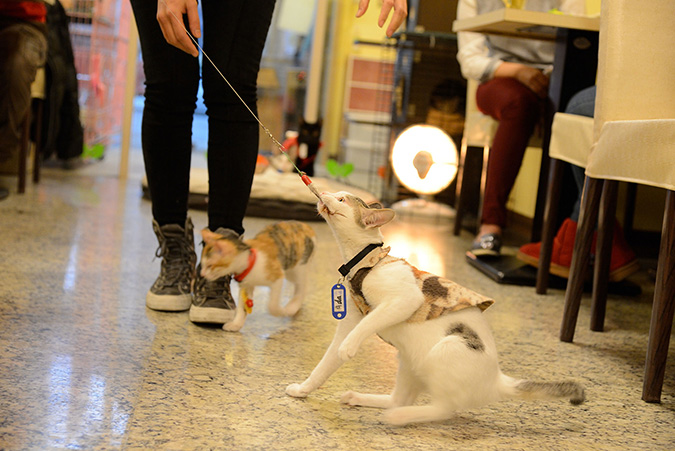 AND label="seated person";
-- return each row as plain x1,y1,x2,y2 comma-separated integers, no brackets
0,0,47,199
517,86,639,282
0,0,47,169
455,0,585,256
